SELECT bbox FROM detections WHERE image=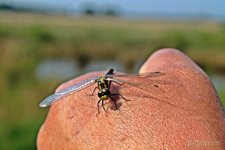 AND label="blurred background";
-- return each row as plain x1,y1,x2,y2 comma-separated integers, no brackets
0,0,225,149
